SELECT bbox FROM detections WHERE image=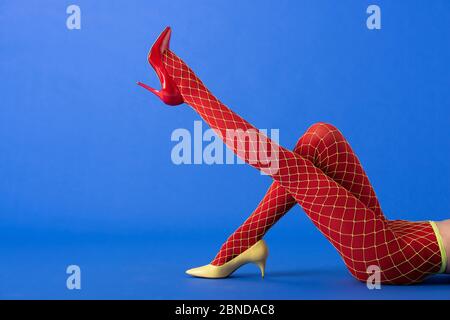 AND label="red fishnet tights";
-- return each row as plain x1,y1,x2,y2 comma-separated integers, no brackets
211,122,382,266
162,49,444,284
